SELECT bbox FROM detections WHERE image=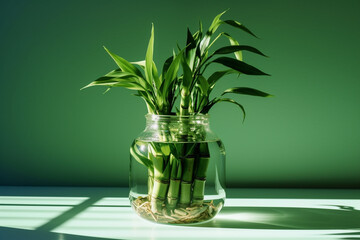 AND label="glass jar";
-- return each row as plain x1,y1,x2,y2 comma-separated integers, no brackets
129,114,226,224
